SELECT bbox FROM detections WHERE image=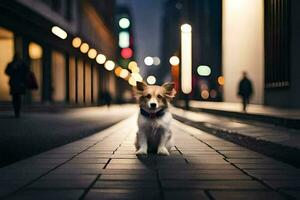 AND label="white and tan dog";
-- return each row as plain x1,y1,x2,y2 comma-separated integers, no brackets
134,81,176,156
